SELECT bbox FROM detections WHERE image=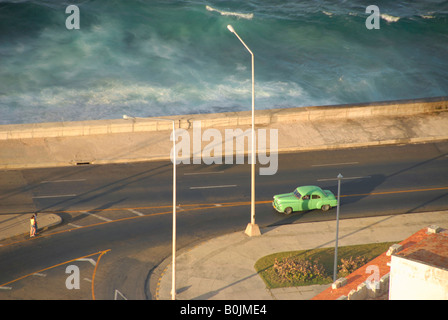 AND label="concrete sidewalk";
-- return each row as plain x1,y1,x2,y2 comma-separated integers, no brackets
0,213,61,241
155,210,448,300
